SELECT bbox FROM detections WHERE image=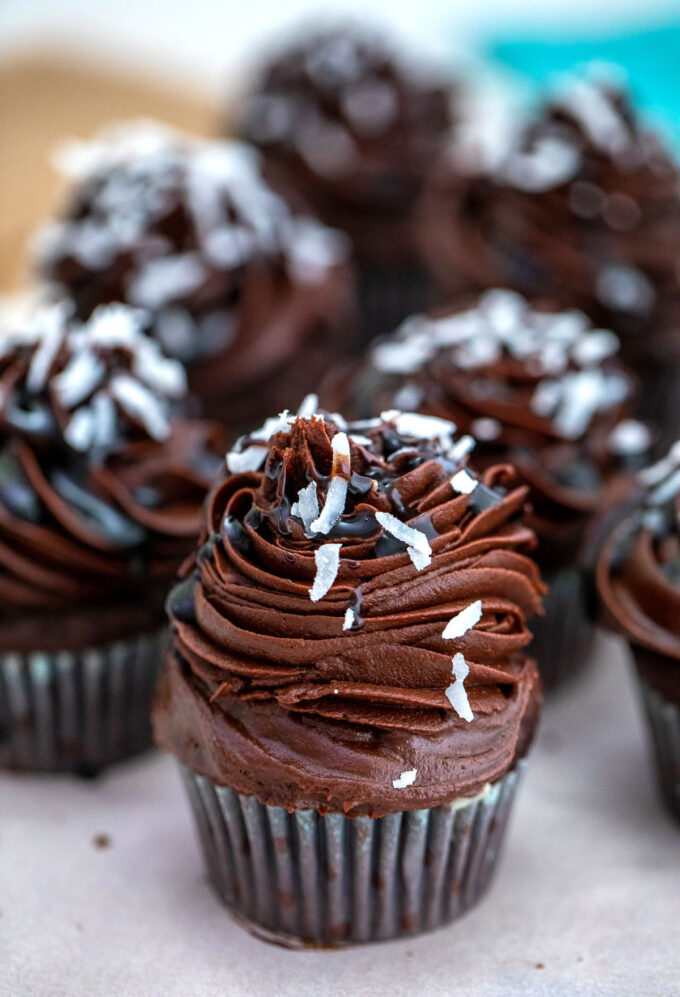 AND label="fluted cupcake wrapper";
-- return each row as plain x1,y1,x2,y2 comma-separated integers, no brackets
529,565,596,691
0,629,167,775
180,761,525,948
634,672,680,823
358,263,431,346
